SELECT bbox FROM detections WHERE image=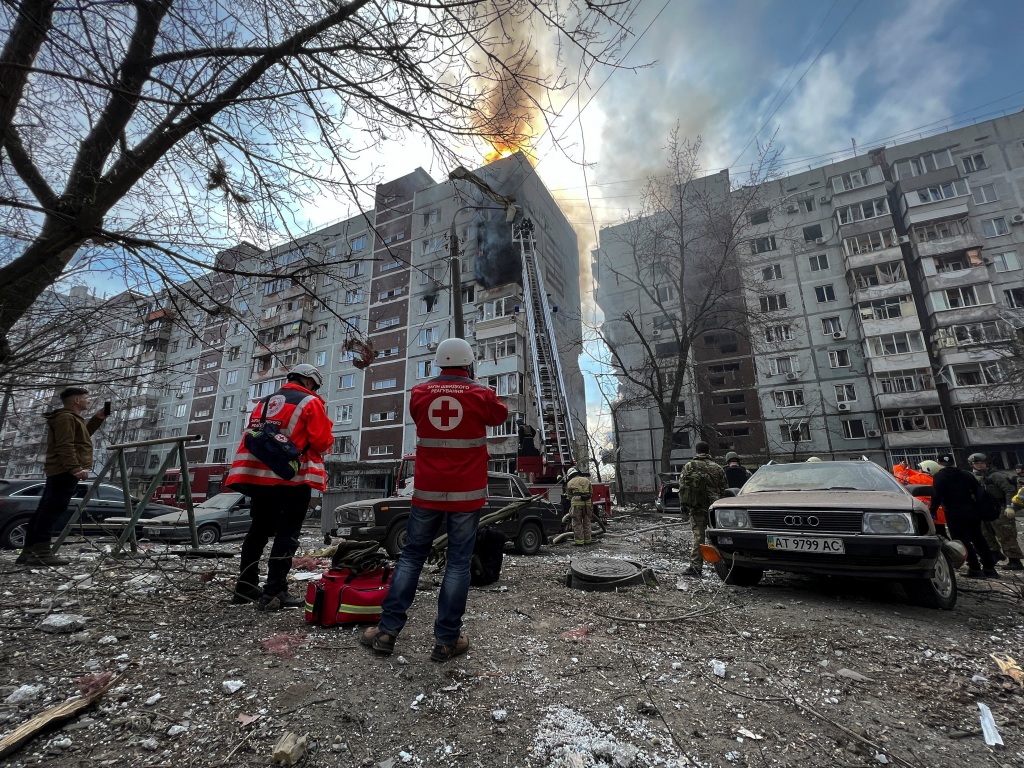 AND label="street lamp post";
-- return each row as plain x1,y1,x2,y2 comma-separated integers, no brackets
446,167,519,340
